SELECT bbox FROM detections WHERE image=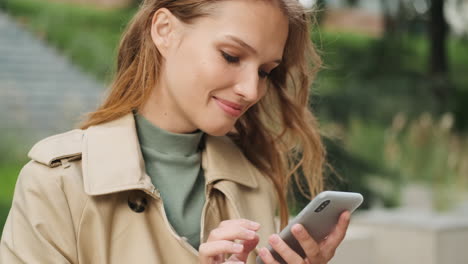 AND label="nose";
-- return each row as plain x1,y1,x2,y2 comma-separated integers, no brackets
233,69,261,103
